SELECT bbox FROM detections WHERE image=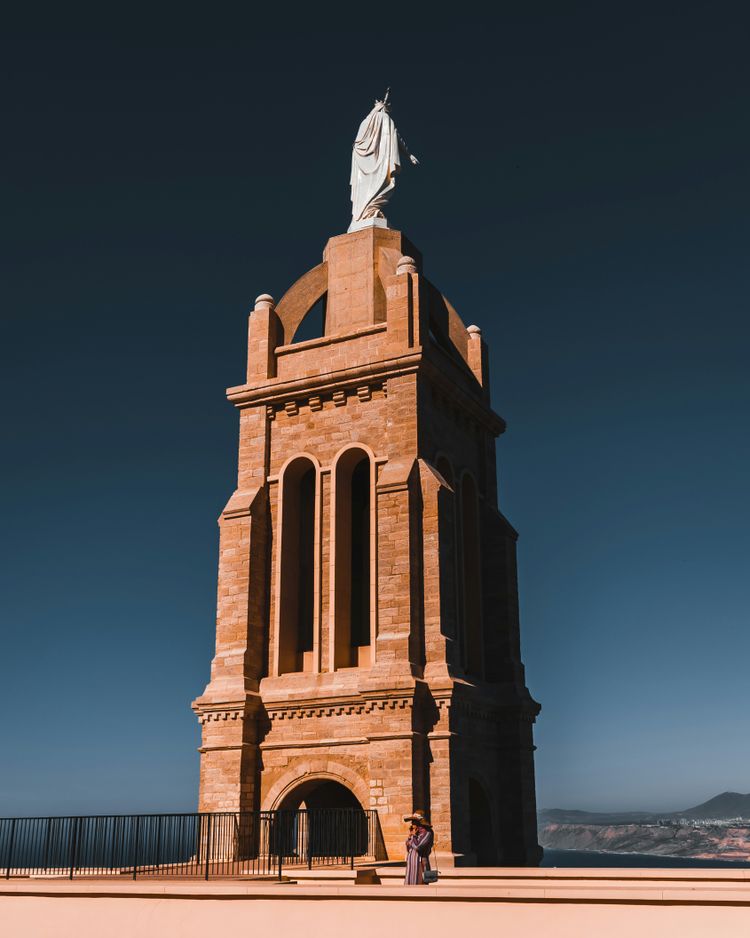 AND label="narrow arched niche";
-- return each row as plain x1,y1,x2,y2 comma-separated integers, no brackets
461,473,483,677
278,457,317,674
436,456,459,644
333,448,373,669
468,778,497,865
